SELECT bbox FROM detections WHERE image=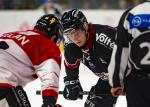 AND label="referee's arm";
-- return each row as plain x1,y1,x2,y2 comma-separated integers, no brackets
108,8,132,88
